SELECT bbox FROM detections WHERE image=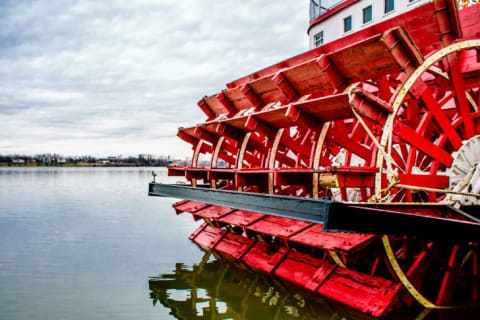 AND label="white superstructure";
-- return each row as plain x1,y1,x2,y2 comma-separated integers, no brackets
308,0,432,49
